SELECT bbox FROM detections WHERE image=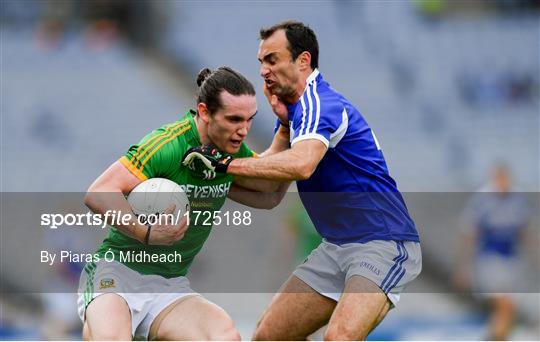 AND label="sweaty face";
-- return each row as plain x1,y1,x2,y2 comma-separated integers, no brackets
258,29,301,101
206,92,257,154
